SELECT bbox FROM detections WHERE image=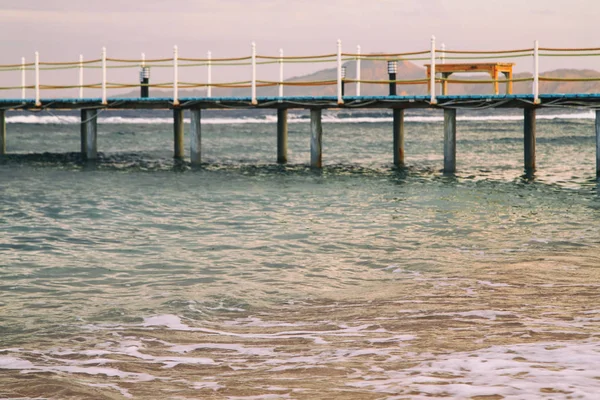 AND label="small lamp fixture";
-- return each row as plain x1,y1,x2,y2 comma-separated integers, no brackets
387,61,397,74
